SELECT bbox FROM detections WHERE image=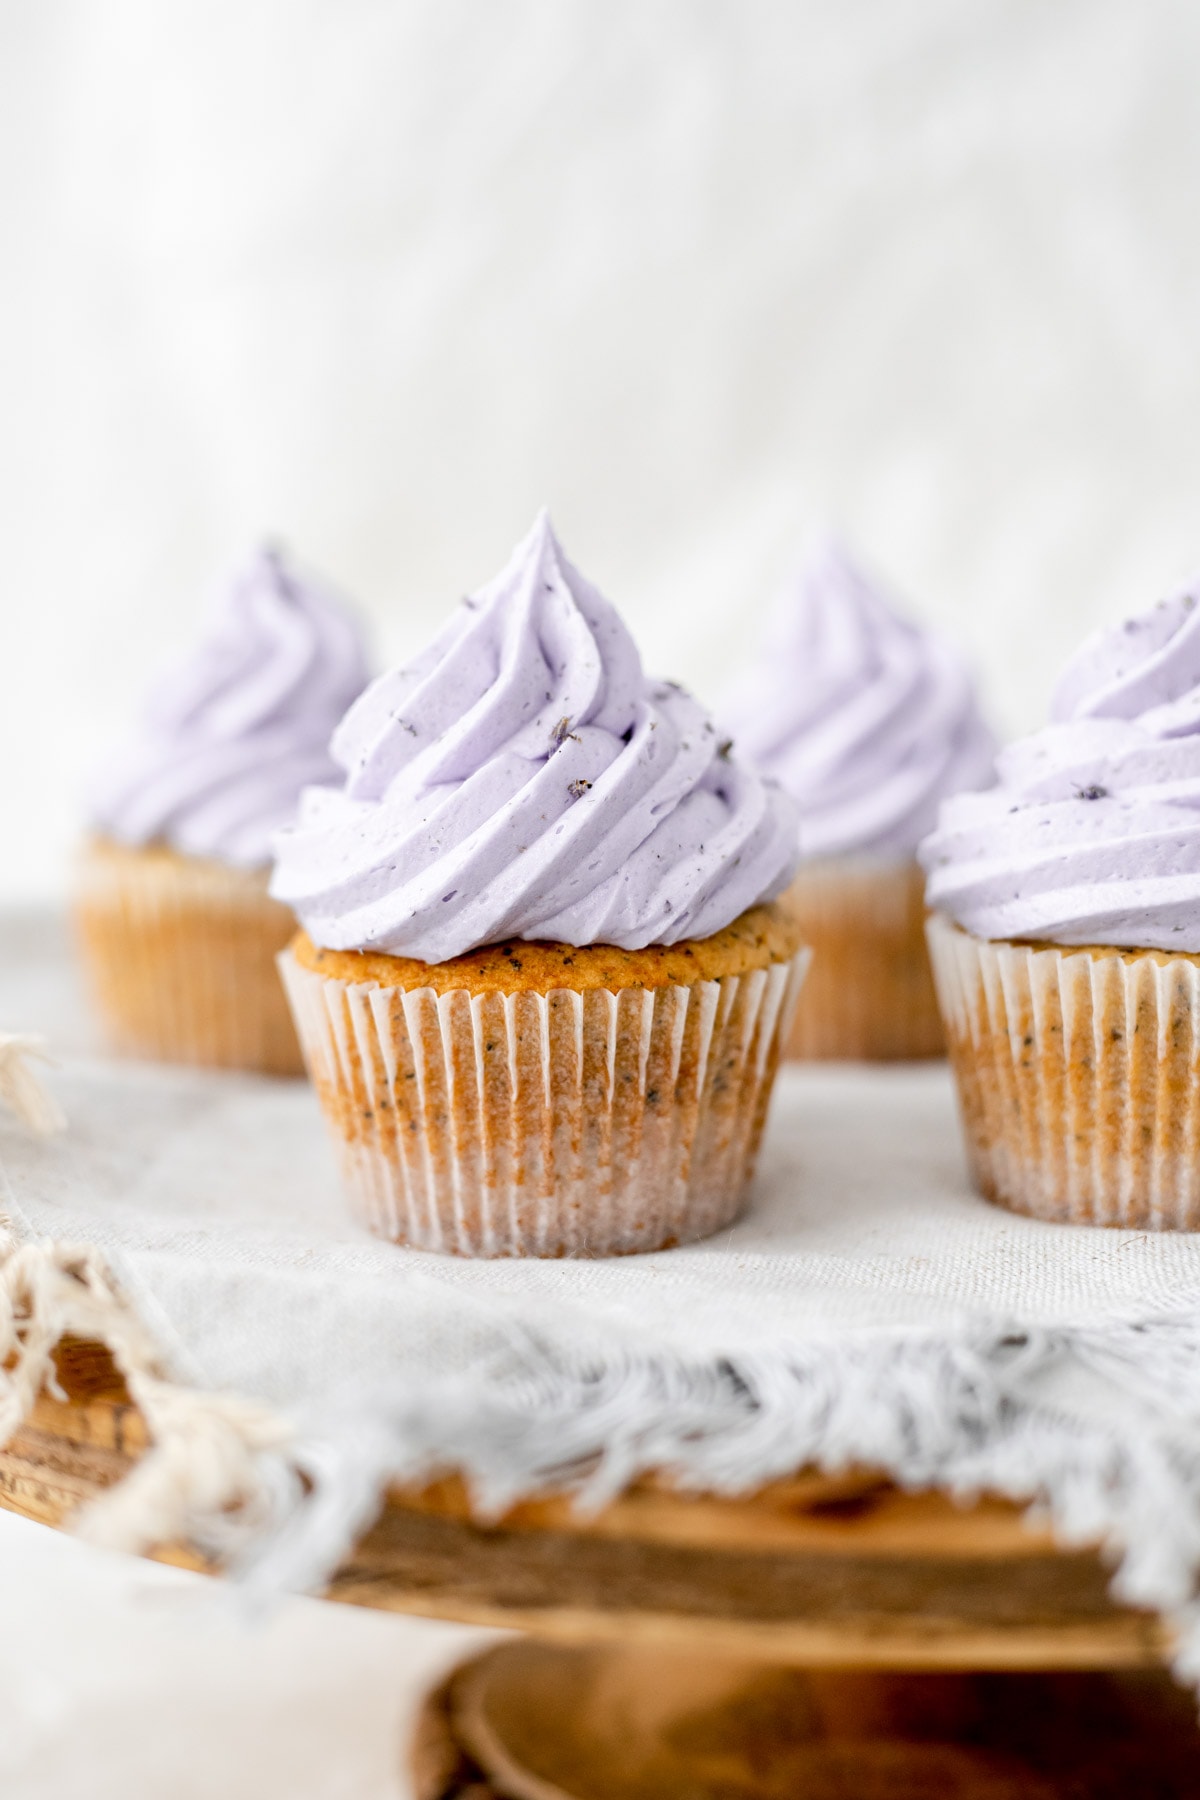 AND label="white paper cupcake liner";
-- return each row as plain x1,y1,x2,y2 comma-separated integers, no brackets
783,860,943,1061
927,910,1200,1230
279,947,810,1257
74,840,304,1075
